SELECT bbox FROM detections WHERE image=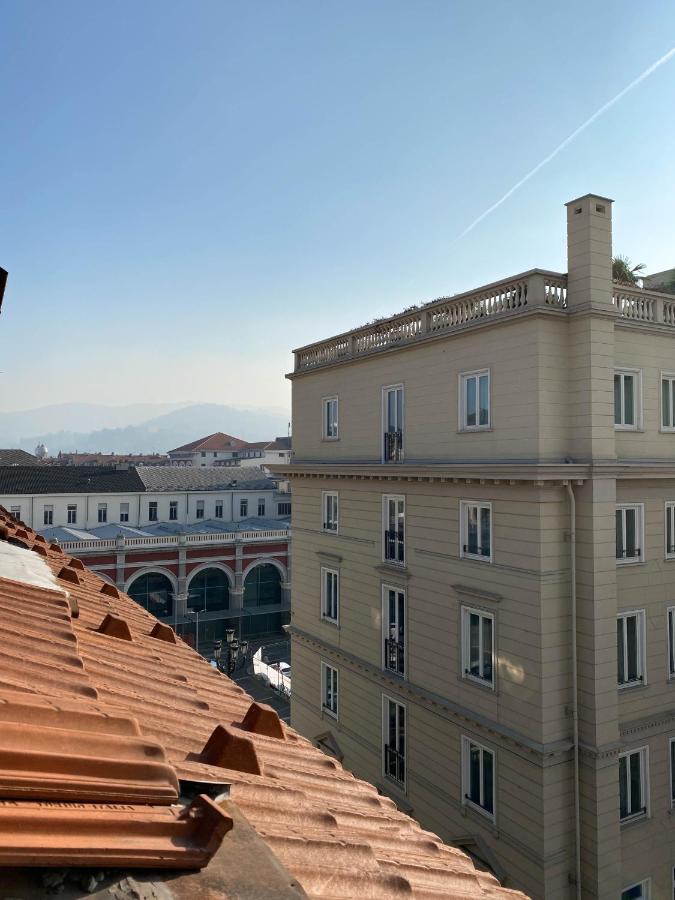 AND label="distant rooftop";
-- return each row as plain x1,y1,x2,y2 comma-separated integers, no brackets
169,432,249,453
0,465,145,495
0,465,277,496
0,449,40,467
136,465,274,493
